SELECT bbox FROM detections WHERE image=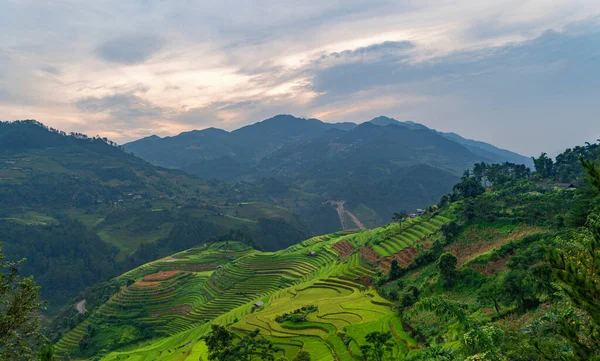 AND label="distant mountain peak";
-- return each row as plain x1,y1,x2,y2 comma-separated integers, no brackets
368,116,429,130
